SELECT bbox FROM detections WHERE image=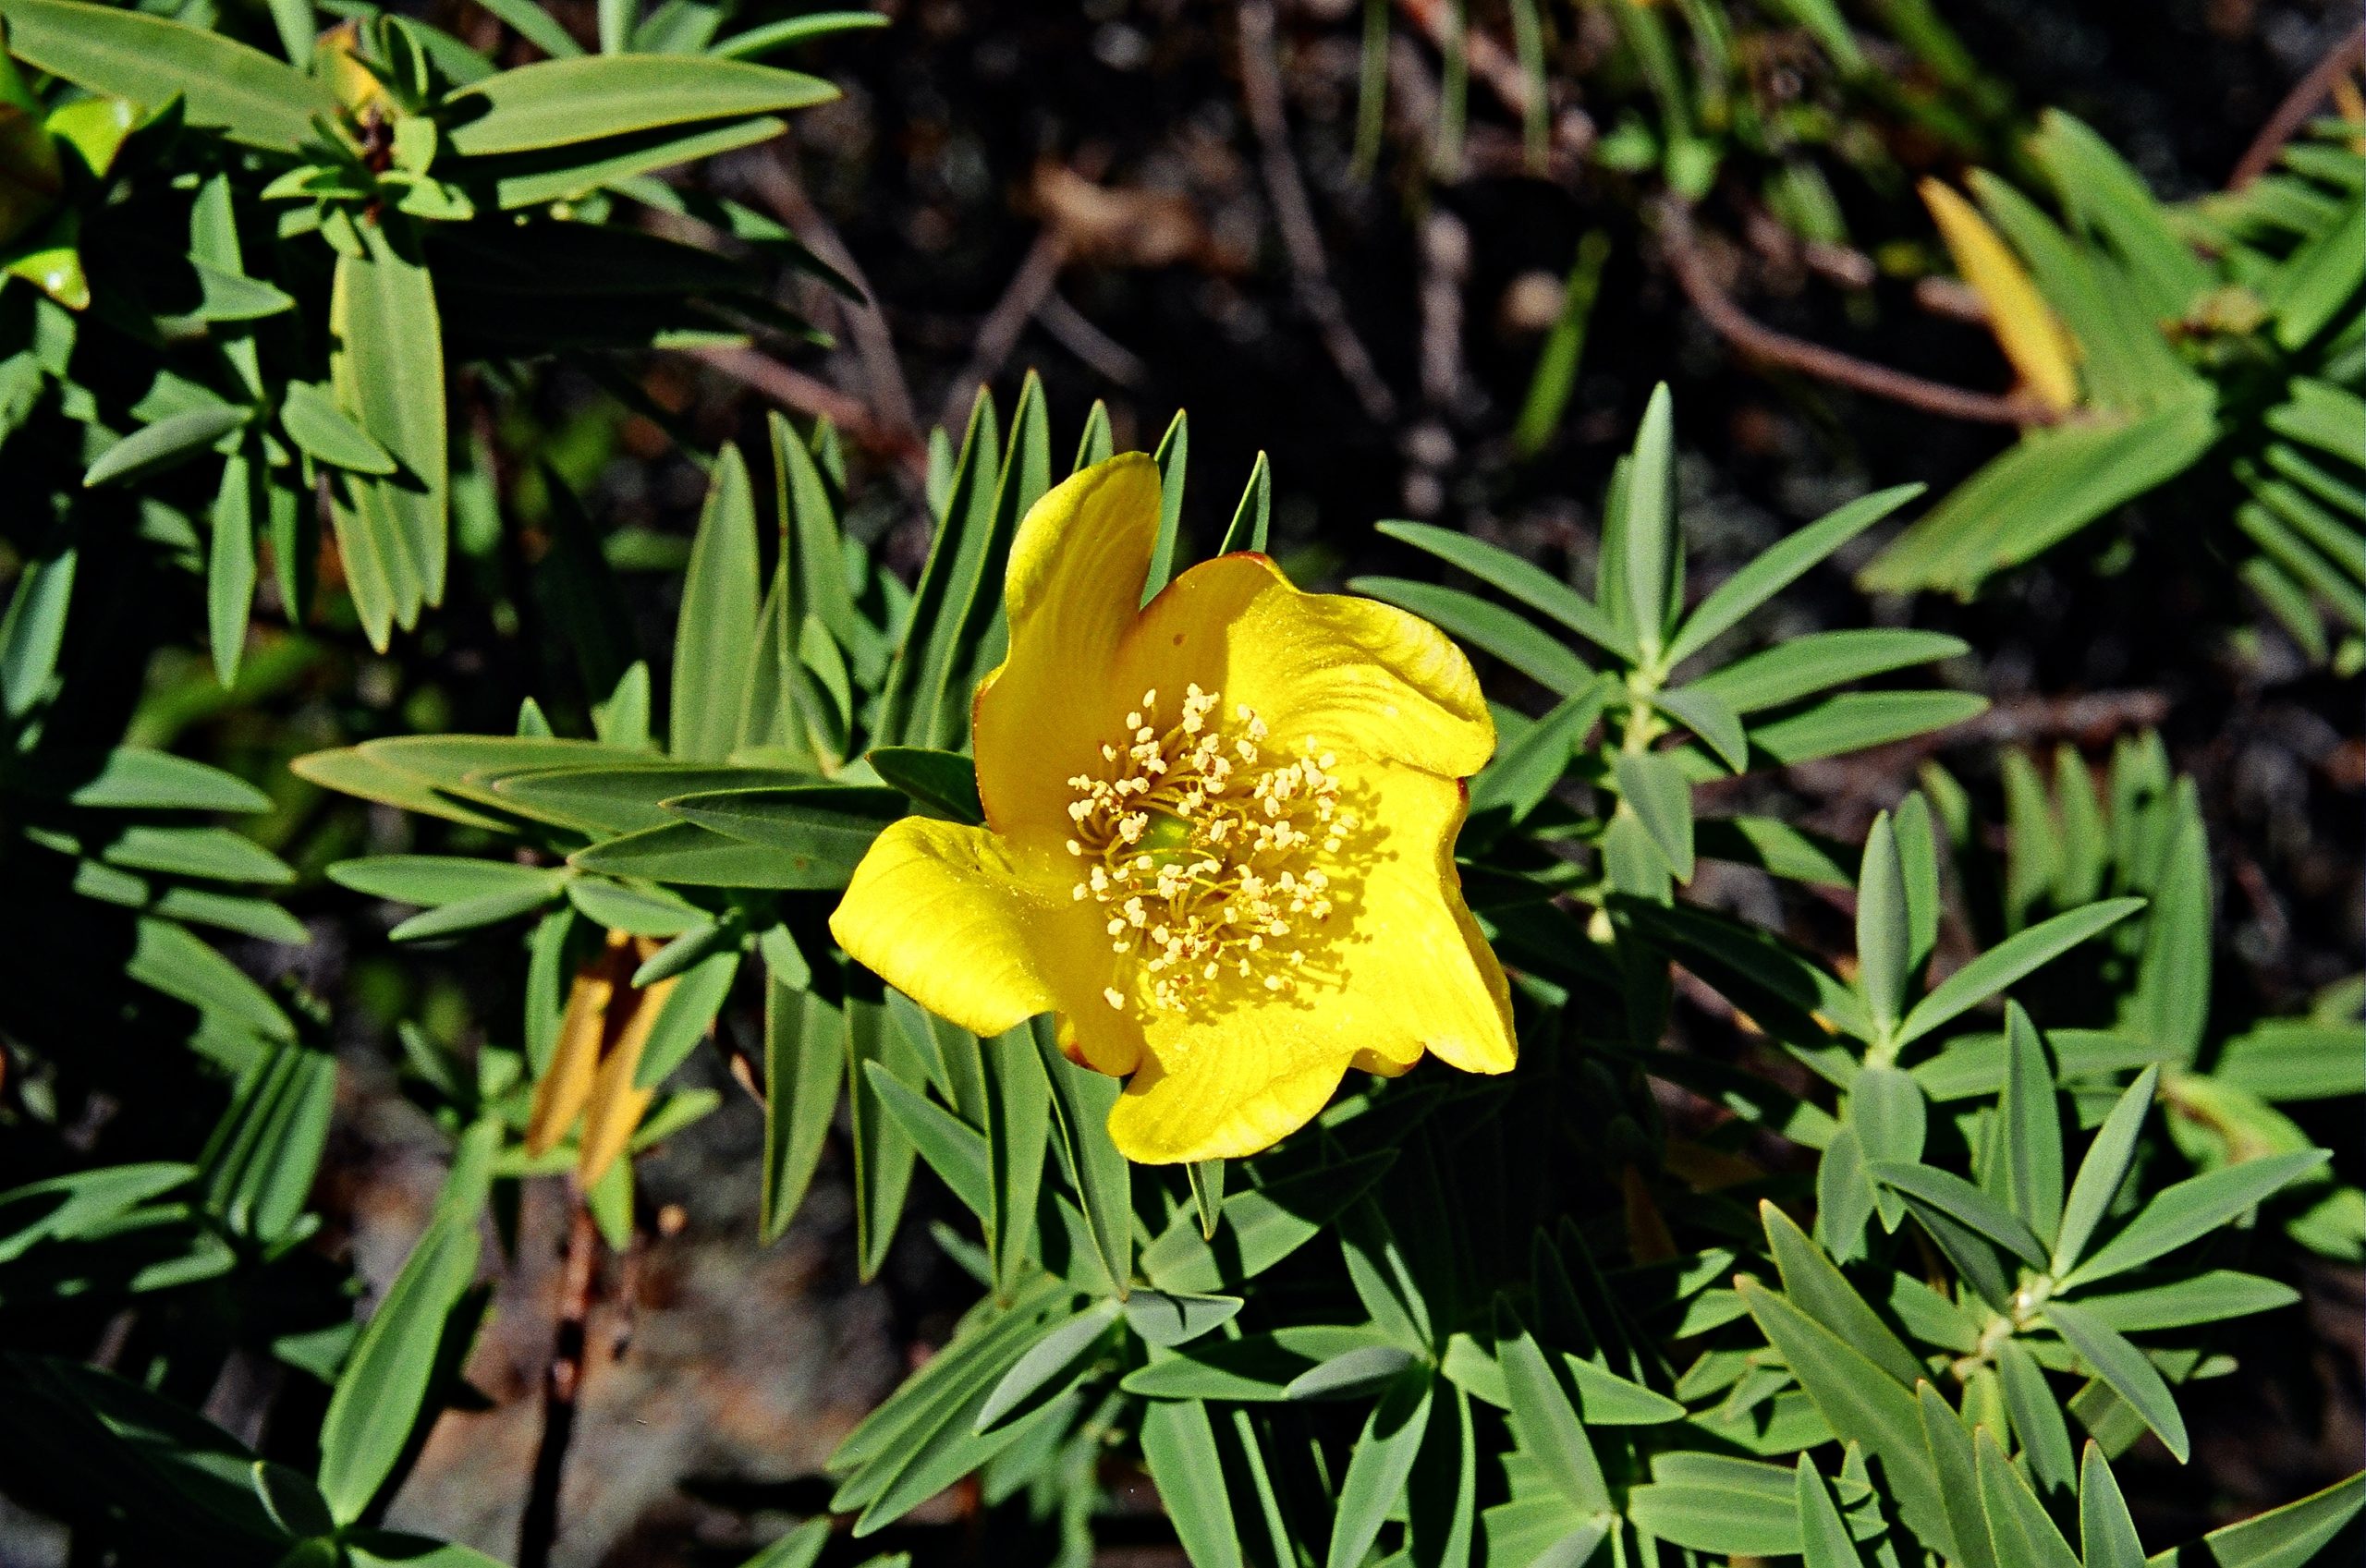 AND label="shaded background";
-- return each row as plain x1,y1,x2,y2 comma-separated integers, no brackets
3,1,2358,1563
